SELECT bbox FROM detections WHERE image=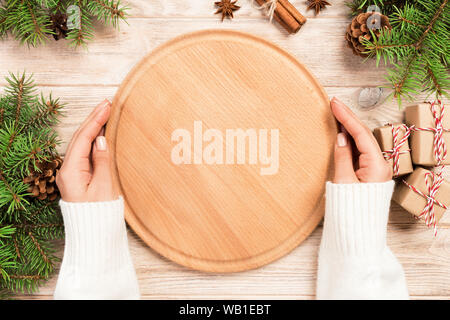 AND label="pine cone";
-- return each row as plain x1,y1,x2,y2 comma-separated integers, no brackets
50,12,68,41
345,12,391,57
23,156,63,201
